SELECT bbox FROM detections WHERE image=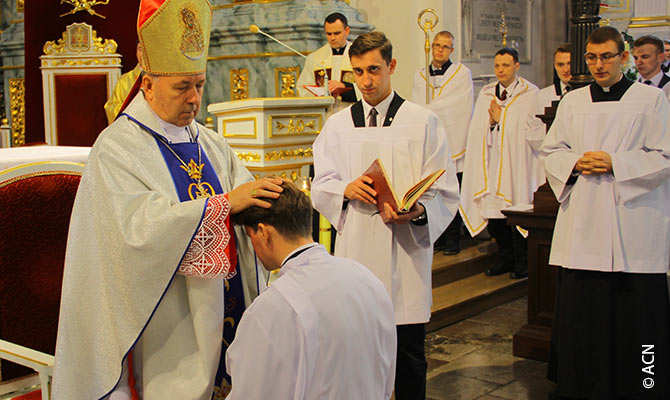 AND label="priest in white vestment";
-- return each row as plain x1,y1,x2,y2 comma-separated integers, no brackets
540,26,670,399
412,30,474,255
311,31,459,400
52,1,284,399
226,182,396,399
633,35,670,100
460,47,539,279
296,12,359,113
